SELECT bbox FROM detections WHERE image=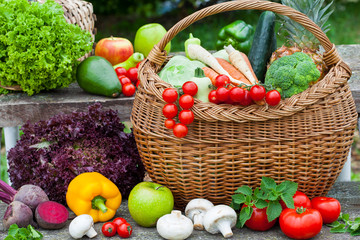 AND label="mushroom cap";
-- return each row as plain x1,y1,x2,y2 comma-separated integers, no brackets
203,205,237,234
185,198,214,218
69,214,95,239
157,210,193,240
